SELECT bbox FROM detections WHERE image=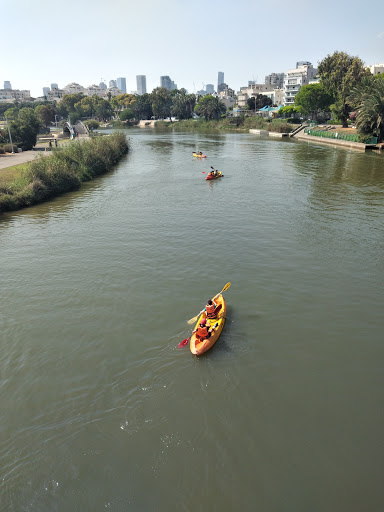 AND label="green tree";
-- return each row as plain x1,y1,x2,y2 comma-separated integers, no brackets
194,95,226,120
151,87,172,119
4,107,19,120
74,97,96,118
348,76,384,141
318,51,370,127
11,107,41,149
57,93,84,118
247,94,272,111
94,99,113,121
294,83,333,119
132,93,153,120
171,89,196,119
119,108,135,121
83,119,100,130
35,104,56,127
